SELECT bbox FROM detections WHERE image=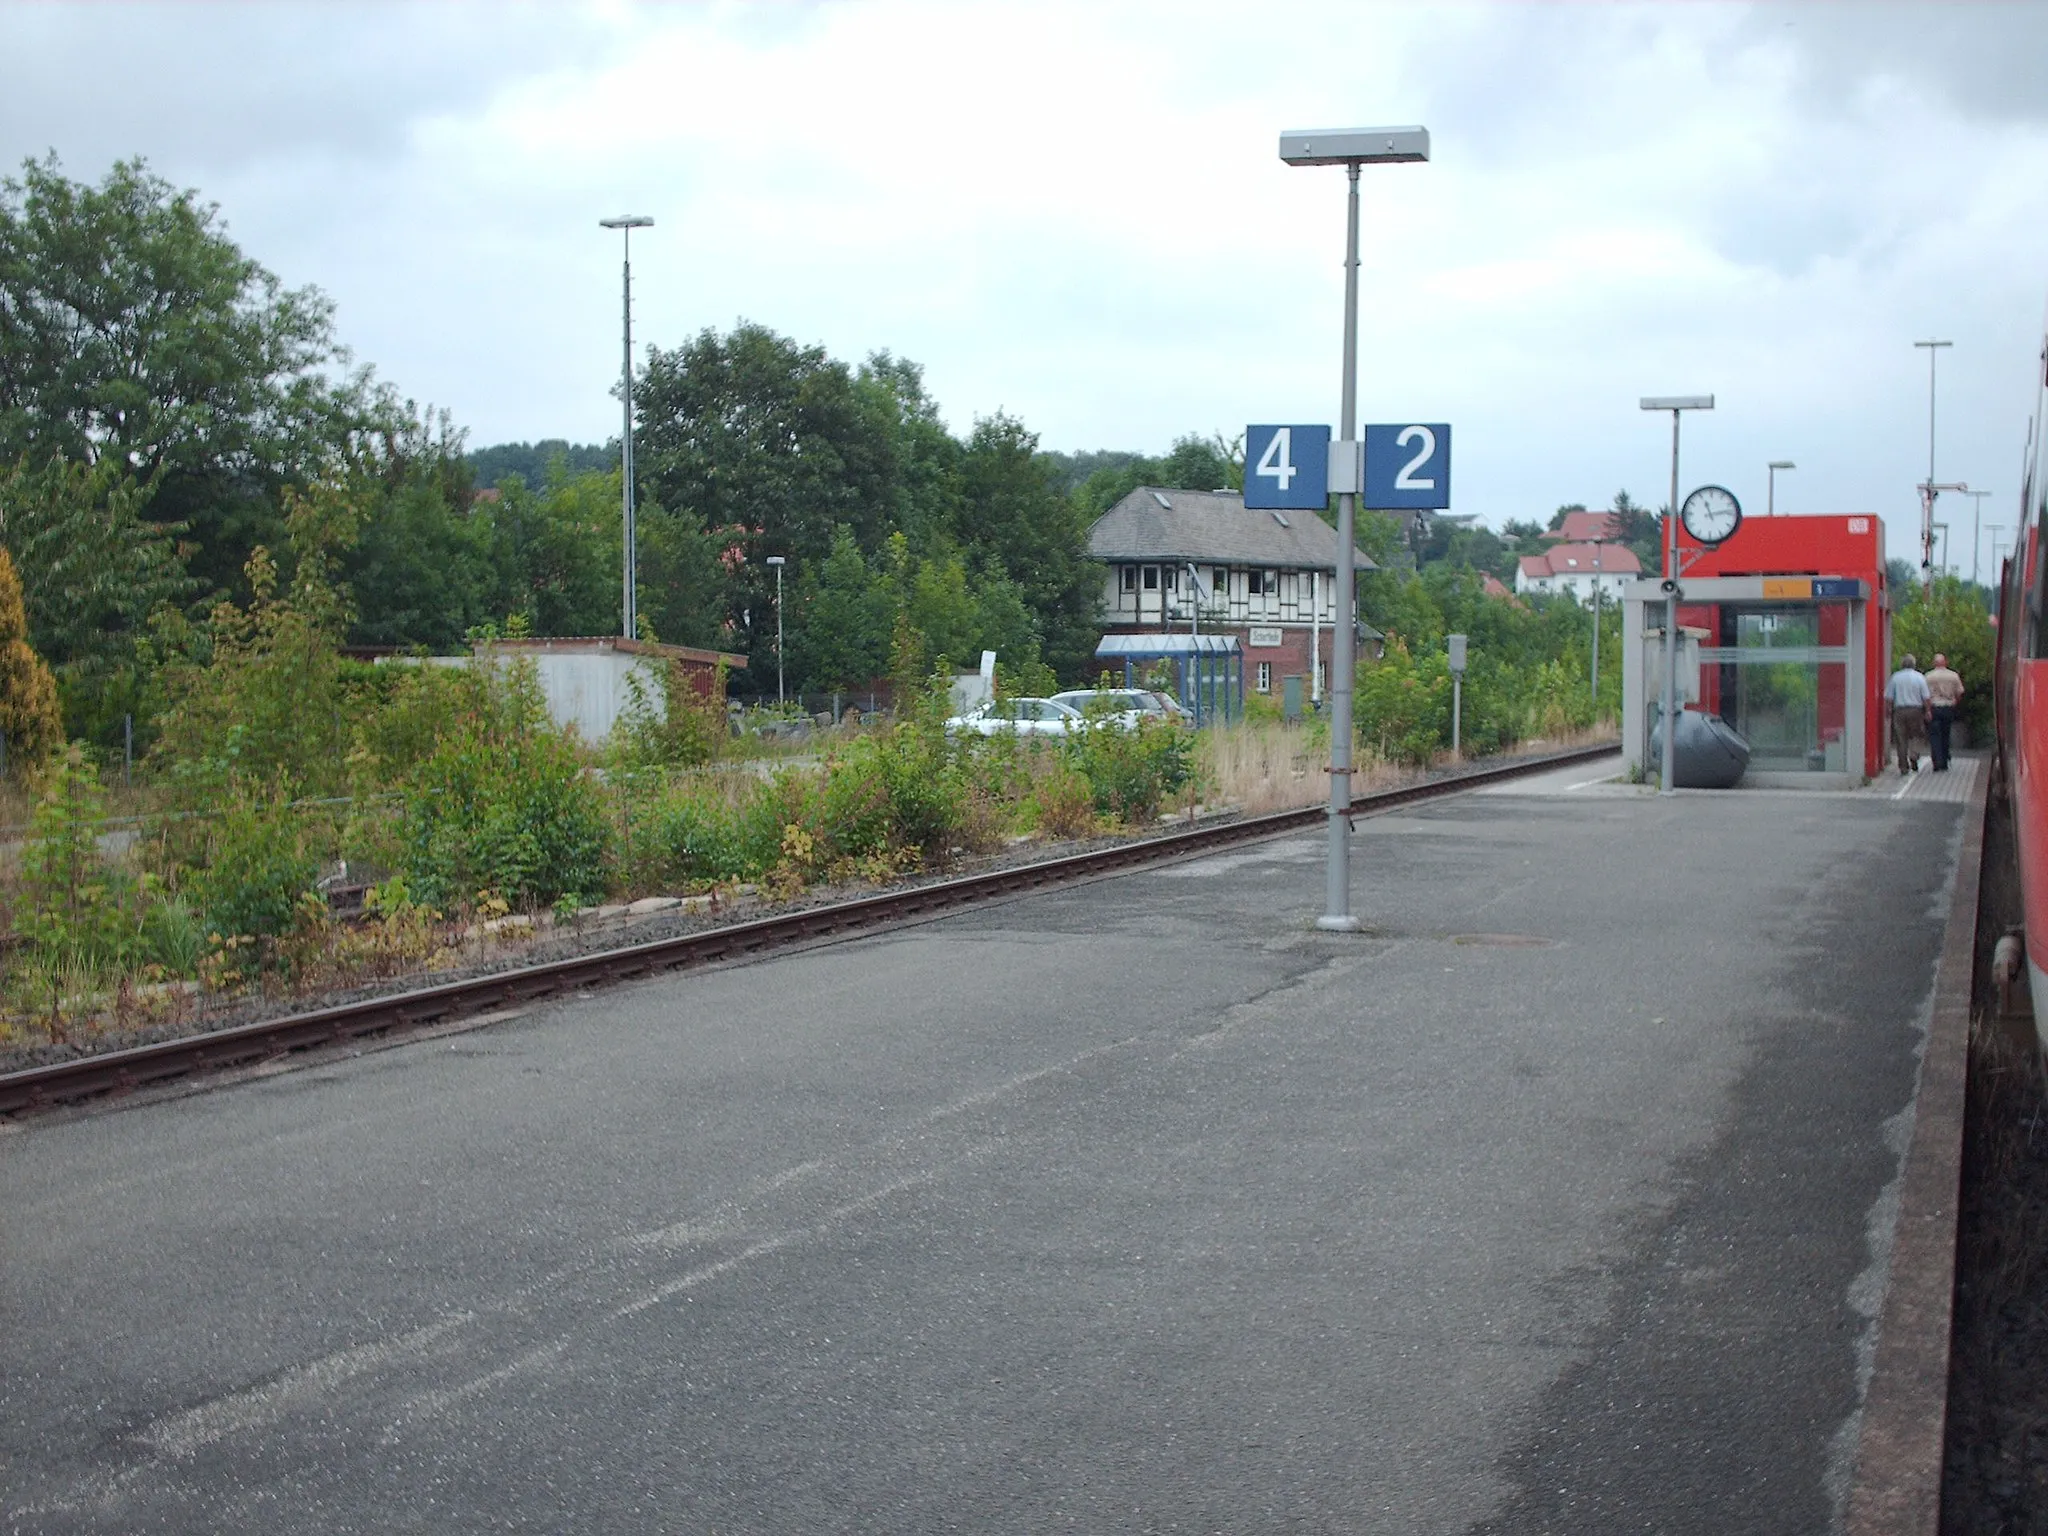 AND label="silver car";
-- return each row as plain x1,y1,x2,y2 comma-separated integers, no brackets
1048,689,1190,728
945,697,1088,737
